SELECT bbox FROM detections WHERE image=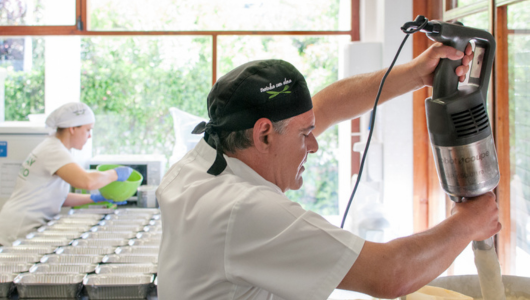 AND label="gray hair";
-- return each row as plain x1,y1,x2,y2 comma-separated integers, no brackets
220,118,291,153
